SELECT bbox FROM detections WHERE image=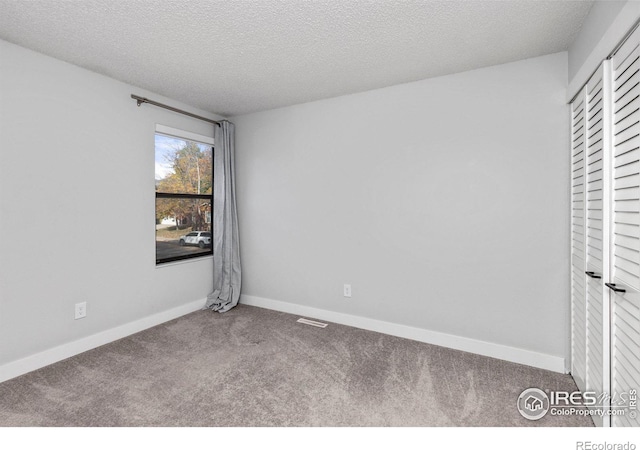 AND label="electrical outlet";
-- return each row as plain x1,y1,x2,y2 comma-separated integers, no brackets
343,284,352,298
75,302,87,320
